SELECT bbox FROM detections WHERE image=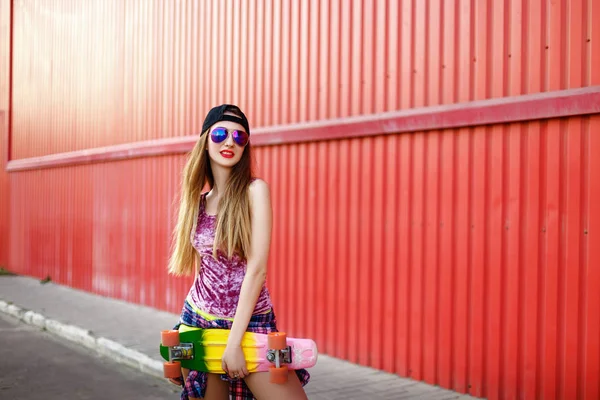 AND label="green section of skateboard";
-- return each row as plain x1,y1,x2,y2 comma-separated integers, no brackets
160,329,210,372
